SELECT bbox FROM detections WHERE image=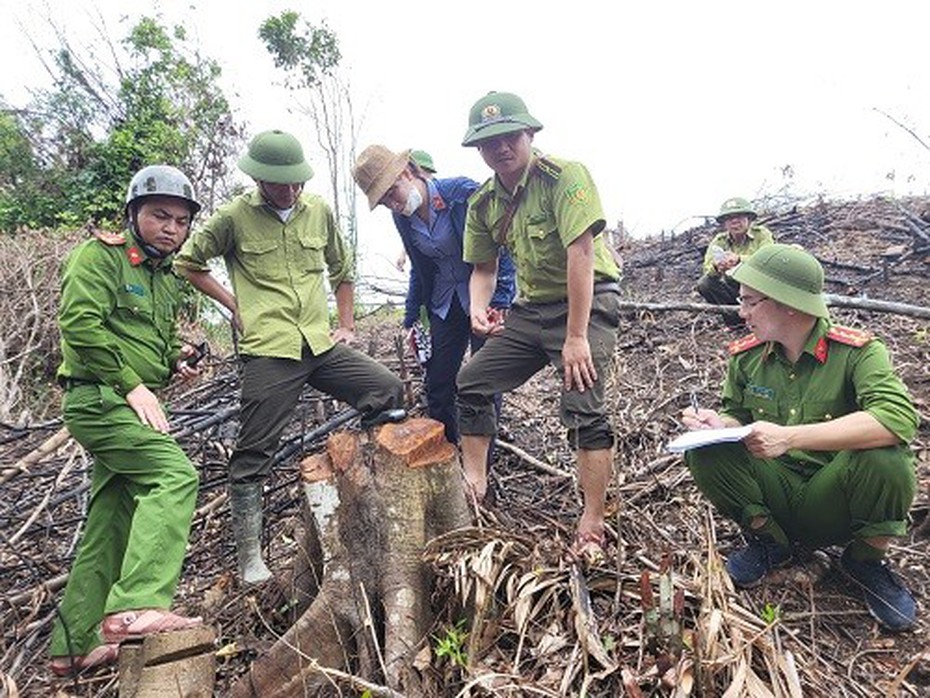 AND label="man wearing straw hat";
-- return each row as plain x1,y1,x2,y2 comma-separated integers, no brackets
682,243,918,631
